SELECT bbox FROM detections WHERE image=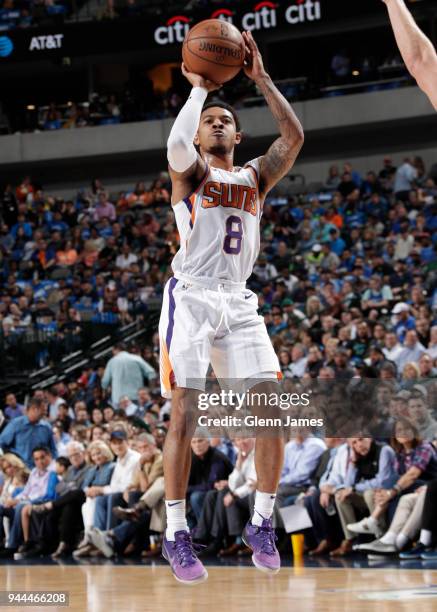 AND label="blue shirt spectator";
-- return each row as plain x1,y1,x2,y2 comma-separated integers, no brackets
344,440,397,492
280,435,327,487
3,393,25,420
0,400,57,467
